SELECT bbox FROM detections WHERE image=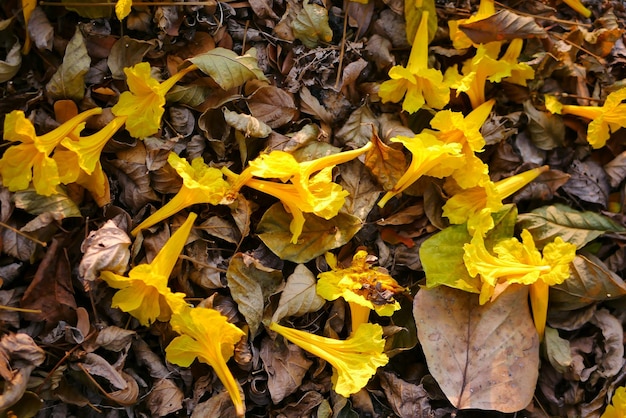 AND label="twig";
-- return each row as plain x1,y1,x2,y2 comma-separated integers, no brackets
0,220,47,247
0,305,42,314
40,1,216,6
